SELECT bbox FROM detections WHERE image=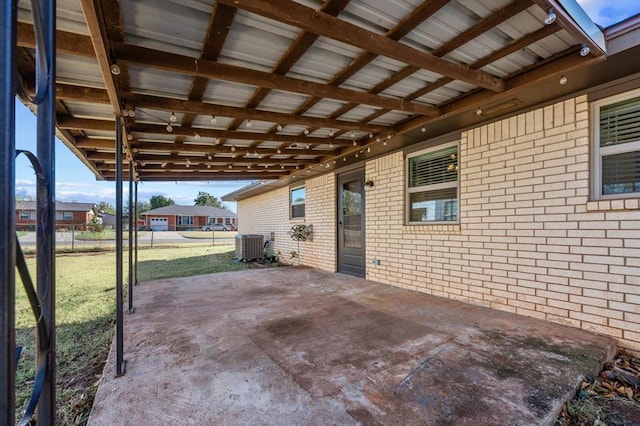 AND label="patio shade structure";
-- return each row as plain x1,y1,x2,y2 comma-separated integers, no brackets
14,0,608,184
5,0,627,423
